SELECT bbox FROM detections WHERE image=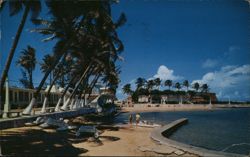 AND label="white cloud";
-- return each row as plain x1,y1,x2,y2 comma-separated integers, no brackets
224,46,241,57
192,64,250,101
153,65,183,81
229,46,240,52
202,59,218,68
